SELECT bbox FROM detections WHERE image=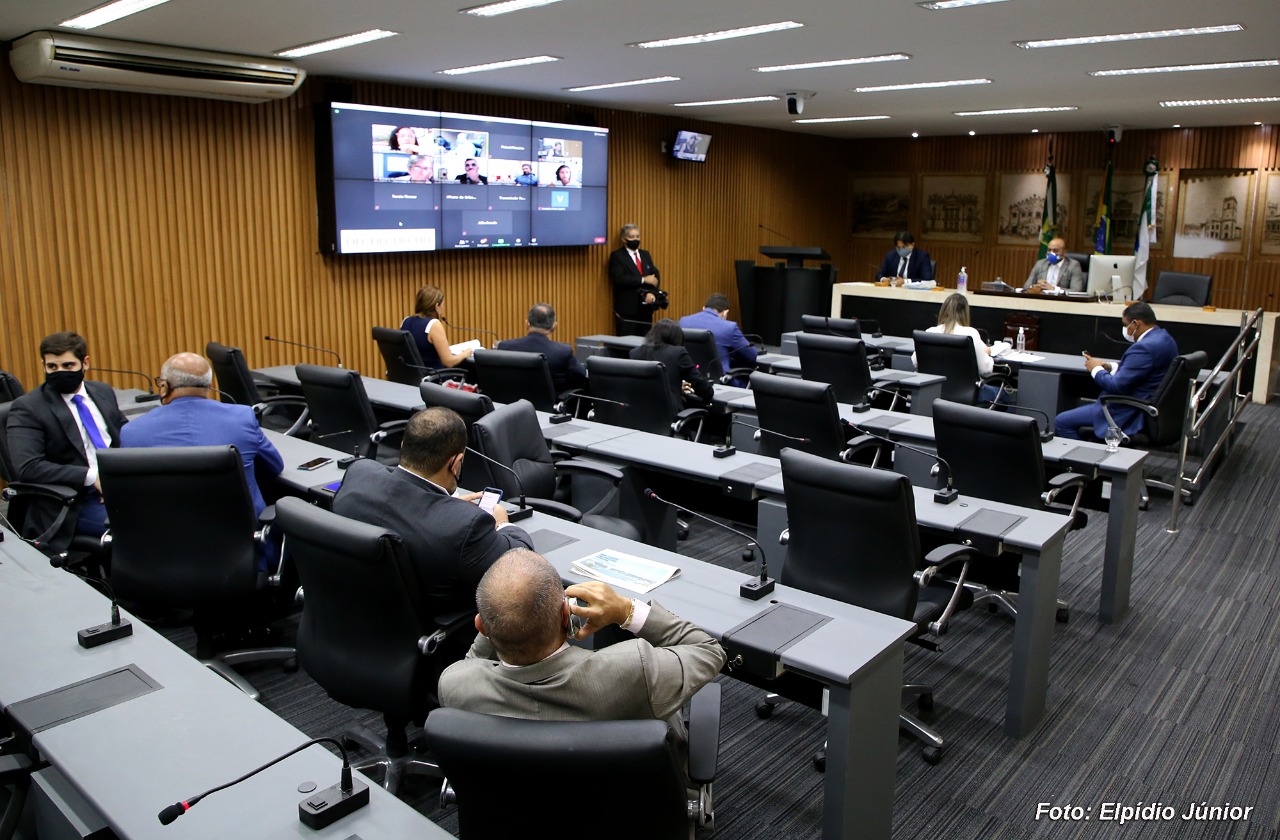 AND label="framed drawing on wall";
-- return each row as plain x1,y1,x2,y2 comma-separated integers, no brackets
1173,169,1254,258
850,176,911,237
1083,172,1167,252
997,172,1071,246
1258,171,1280,257
920,175,986,243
